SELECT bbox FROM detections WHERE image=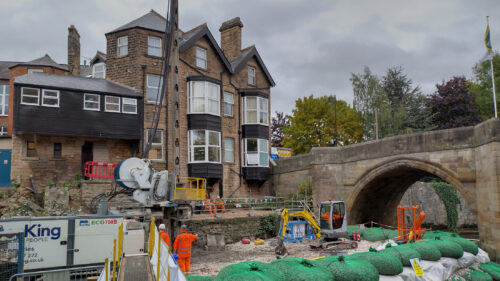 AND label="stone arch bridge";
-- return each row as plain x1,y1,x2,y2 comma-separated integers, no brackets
271,119,500,261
